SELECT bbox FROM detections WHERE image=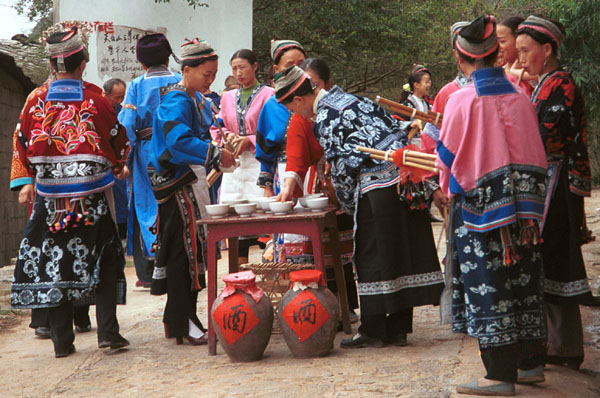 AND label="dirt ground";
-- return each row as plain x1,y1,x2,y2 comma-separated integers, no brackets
0,190,599,398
